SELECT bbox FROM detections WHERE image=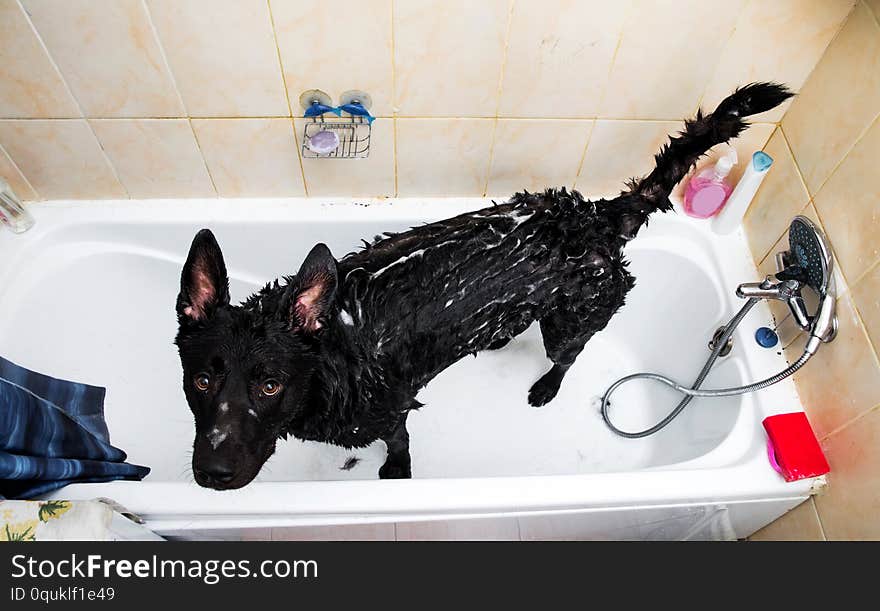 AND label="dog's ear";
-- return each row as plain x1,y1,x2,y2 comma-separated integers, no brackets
177,229,230,322
287,243,338,334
